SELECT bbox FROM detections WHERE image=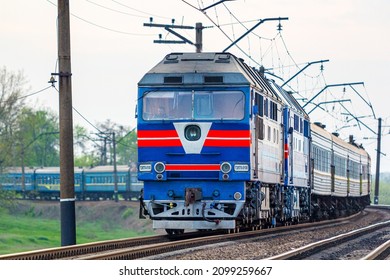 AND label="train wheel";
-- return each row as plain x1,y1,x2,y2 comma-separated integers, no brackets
165,229,184,235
